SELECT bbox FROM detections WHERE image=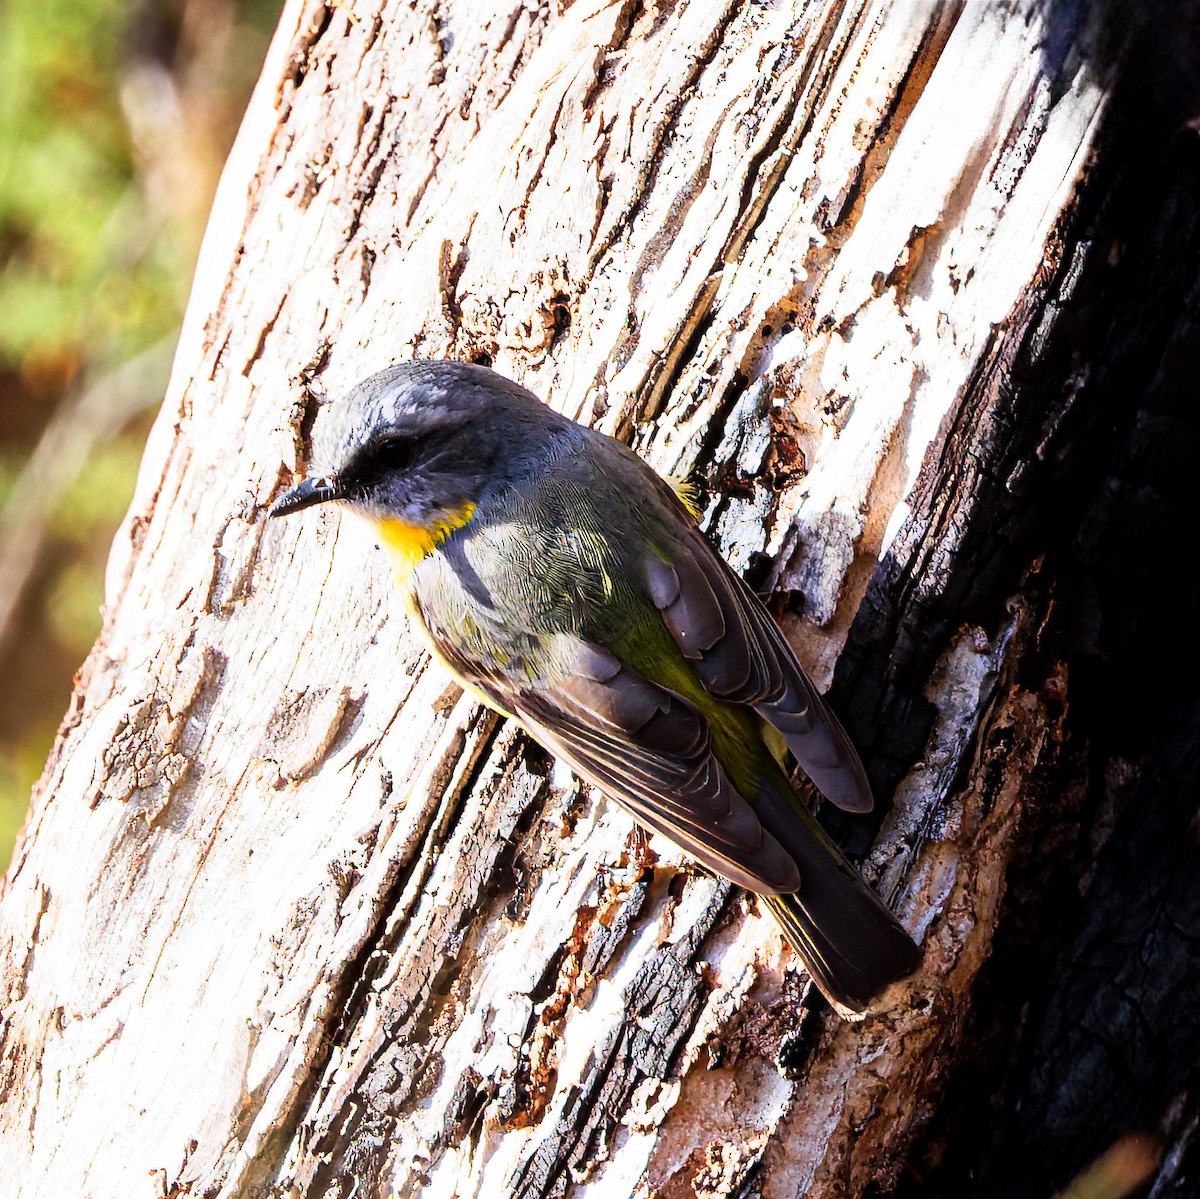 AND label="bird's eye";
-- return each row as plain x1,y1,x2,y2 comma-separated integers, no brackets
374,436,414,469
